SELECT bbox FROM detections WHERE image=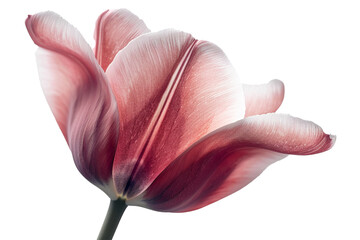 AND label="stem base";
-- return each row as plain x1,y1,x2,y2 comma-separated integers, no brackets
97,198,127,240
